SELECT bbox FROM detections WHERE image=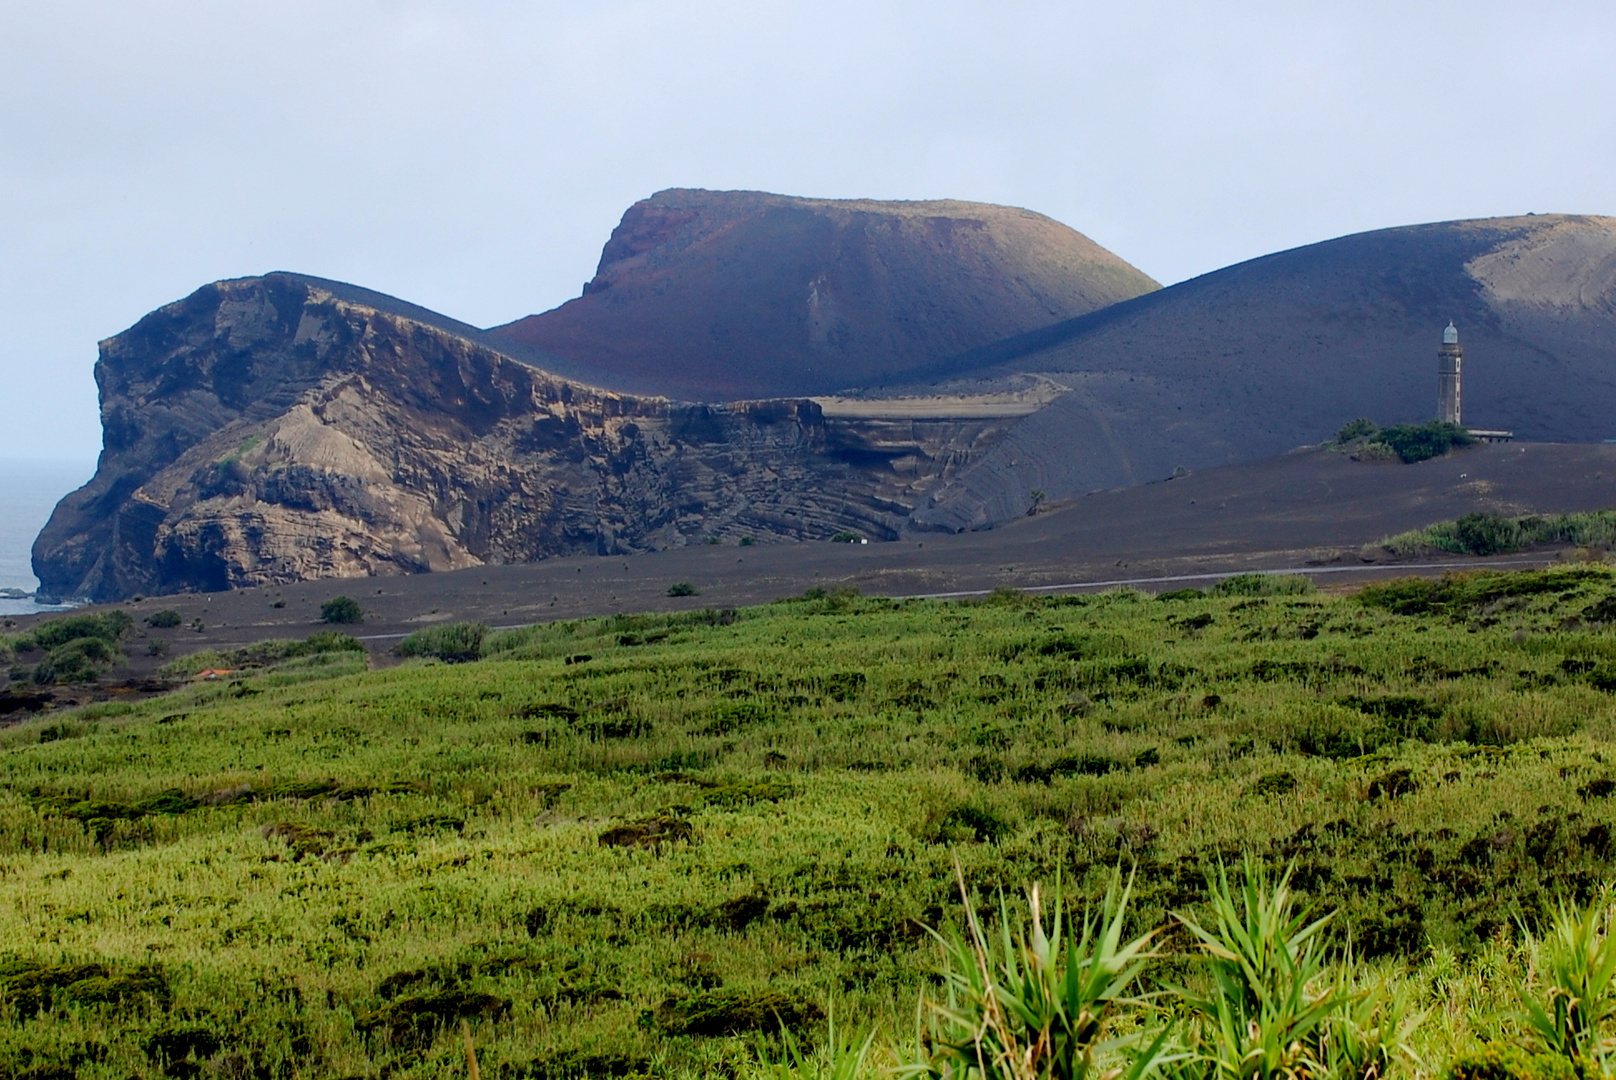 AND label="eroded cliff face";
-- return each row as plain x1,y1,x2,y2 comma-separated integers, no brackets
33,274,1010,601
